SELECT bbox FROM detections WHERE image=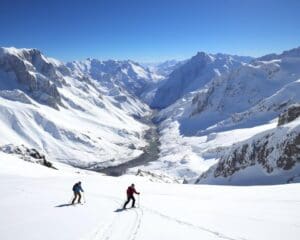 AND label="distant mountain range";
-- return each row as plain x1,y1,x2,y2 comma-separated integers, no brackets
1,45,300,185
